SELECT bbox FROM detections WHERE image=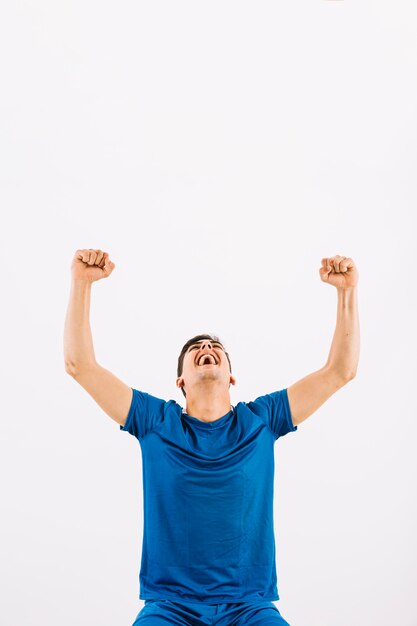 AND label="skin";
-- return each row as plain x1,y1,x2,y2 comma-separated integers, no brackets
175,254,360,428
176,339,237,423
65,249,359,431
